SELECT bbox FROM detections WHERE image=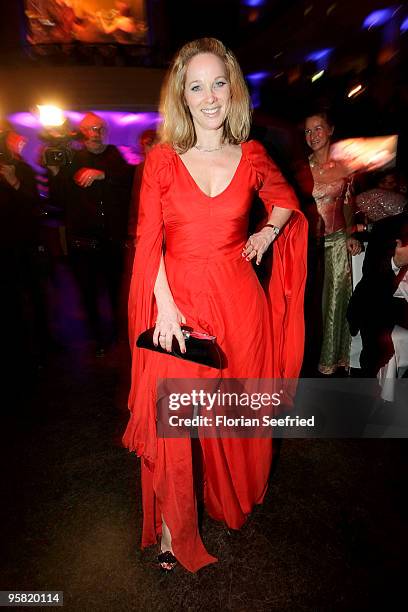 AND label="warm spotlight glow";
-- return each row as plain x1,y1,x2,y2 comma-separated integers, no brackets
347,84,363,98
311,70,325,82
37,105,65,127
326,3,337,16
